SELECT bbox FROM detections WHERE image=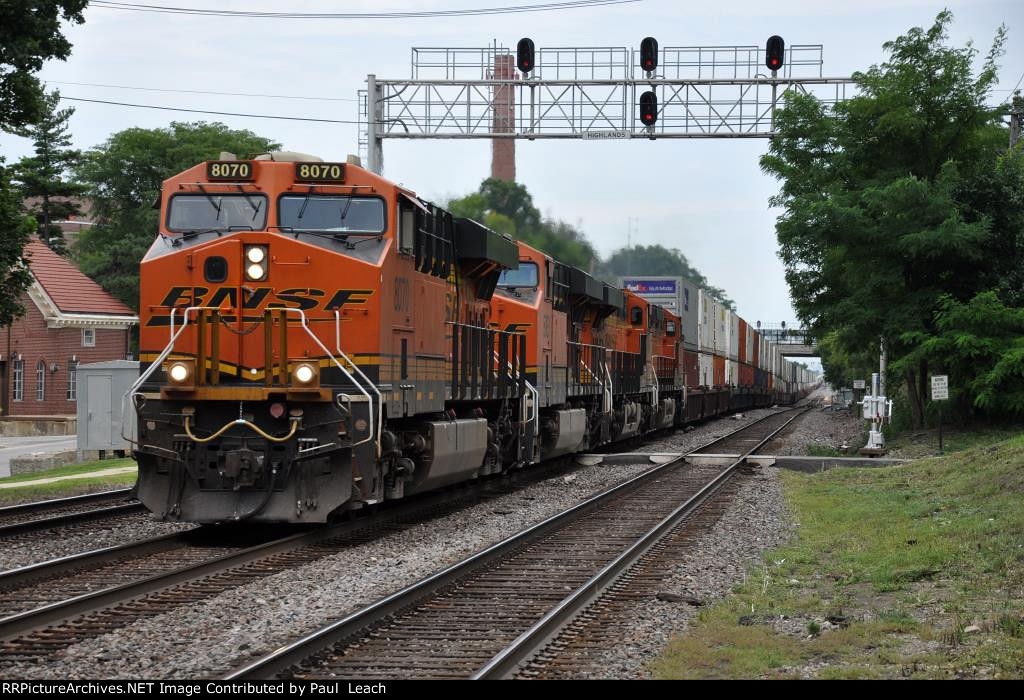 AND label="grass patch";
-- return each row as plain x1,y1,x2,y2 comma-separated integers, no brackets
0,458,137,506
806,444,847,458
885,424,1024,459
651,434,1024,679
